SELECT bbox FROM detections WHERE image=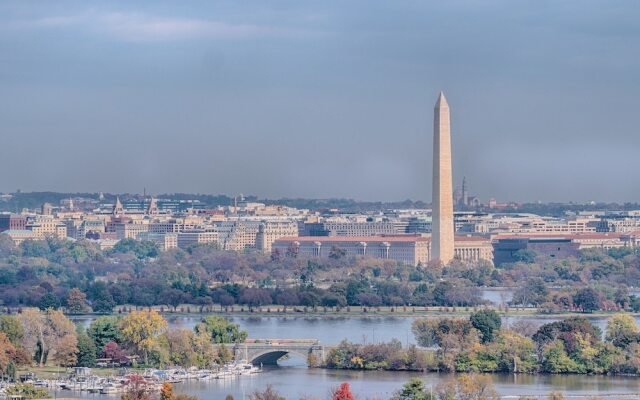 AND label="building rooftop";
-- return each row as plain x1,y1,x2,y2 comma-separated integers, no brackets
492,232,627,240
276,235,430,243
276,234,491,243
